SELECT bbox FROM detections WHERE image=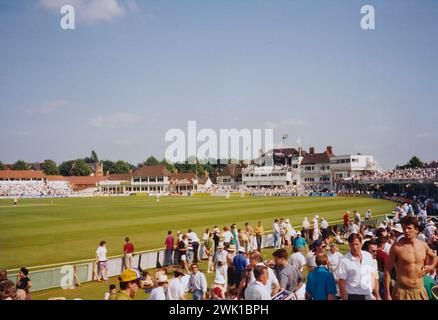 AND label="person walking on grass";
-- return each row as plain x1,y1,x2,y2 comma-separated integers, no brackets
96,240,108,281
188,264,208,300
164,231,174,266
203,232,215,273
255,221,264,252
123,237,135,270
